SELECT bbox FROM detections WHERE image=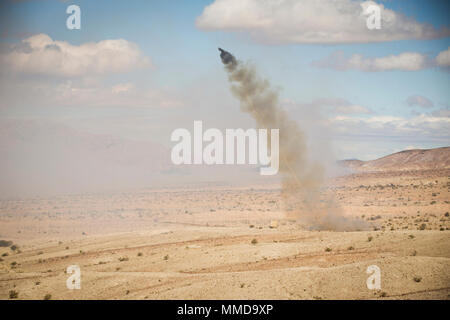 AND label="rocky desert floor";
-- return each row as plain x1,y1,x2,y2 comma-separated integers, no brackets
0,169,449,299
